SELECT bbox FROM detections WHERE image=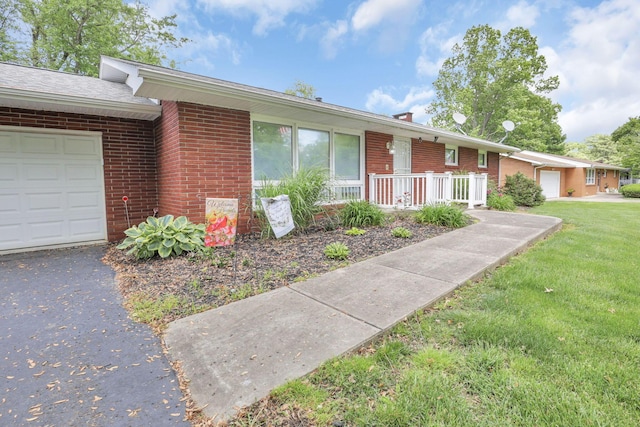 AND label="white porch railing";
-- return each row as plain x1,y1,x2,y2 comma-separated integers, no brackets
368,171,488,209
